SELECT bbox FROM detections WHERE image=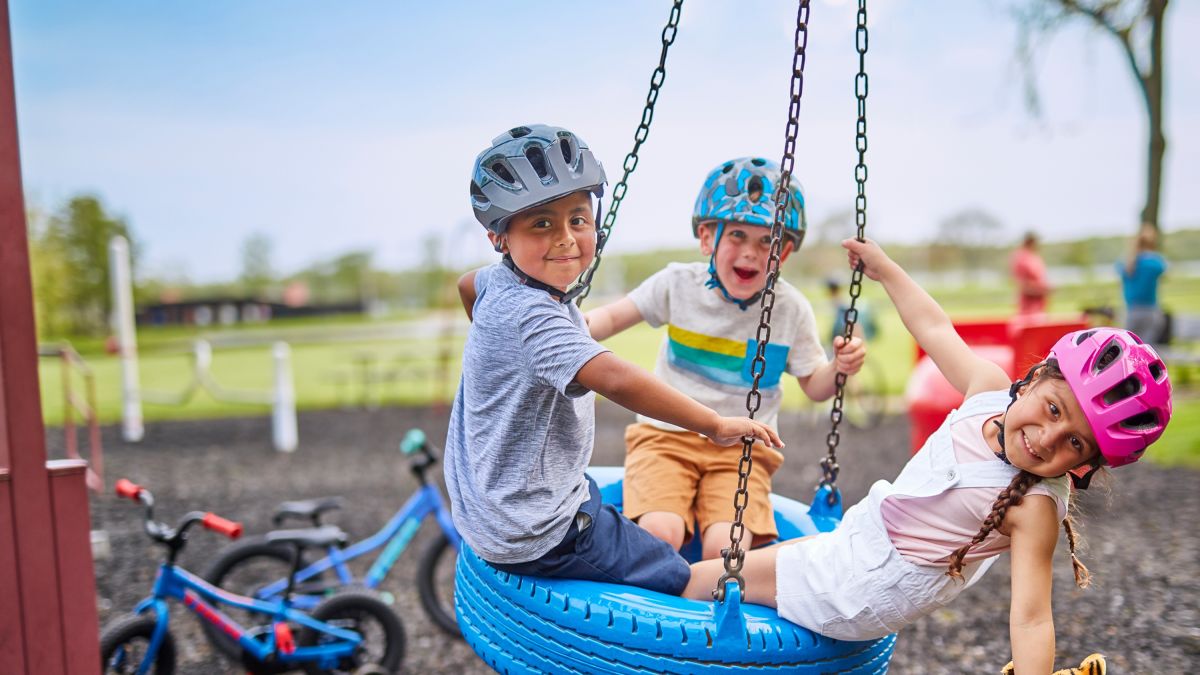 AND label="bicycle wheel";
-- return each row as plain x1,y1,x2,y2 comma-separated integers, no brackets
842,358,887,430
201,537,329,658
100,613,176,675
416,532,461,638
300,589,406,674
